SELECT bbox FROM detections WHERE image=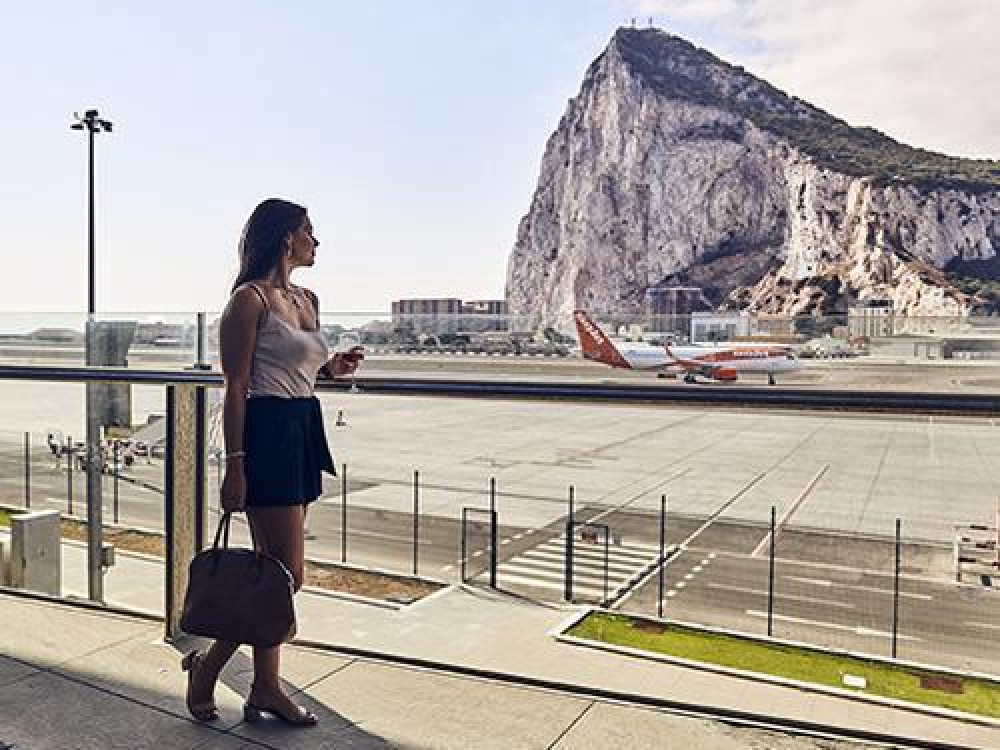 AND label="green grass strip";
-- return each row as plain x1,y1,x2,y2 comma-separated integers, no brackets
568,612,1000,719
0,510,11,527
